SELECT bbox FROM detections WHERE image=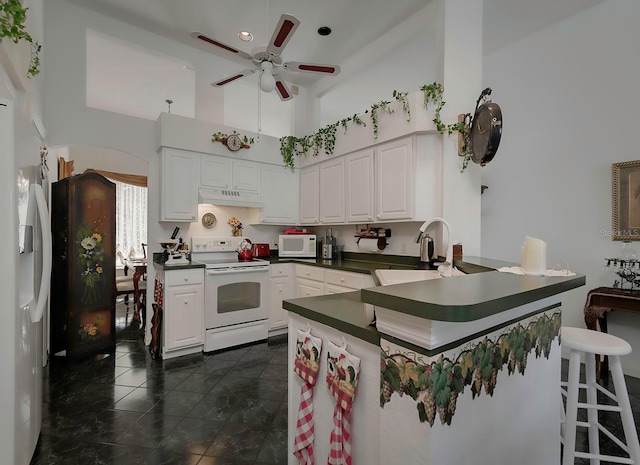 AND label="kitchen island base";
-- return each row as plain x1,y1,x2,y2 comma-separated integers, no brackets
379,305,562,465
